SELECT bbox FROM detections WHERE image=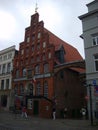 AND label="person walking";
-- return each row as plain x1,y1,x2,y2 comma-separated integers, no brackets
21,106,28,118
52,107,56,120
64,107,67,118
